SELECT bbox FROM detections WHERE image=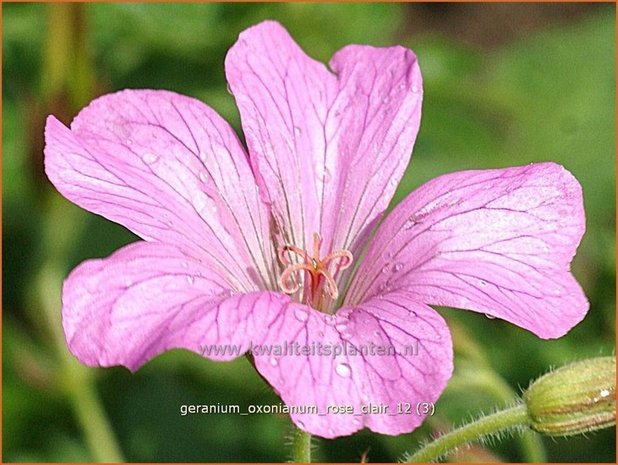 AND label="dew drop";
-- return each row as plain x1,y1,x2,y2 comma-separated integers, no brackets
199,171,209,183
484,313,496,319
181,262,189,269
324,314,336,326
126,138,133,145
335,362,352,378
335,322,348,333
381,264,391,274
382,96,390,104
479,279,487,286
142,152,159,164
199,151,208,162
323,168,332,183
226,83,233,95
318,331,324,337
294,126,302,136
193,194,208,214
373,330,380,337
186,275,195,285
404,217,416,230
412,84,419,93
269,357,278,366
294,307,309,322
378,282,390,293
392,263,403,272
